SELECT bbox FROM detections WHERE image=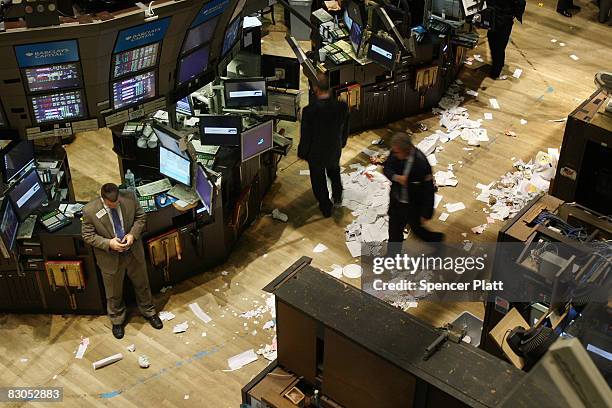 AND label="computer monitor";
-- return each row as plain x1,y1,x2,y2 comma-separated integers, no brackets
7,168,48,221
159,145,191,186
176,97,193,116
431,0,463,21
0,199,19,254
30,90,86,125
350,22,363,53
346,0,365,26
2,139,35,183
241,120,273,162
153,124,189,159
224,78,267,108
195,165,213,214
343,10,353,29
261,55,301,90
177,46,210,85
367,35,398,70
24,63,82,93
199,115,241,146
222,17,242,56
112,43,159,78
112,70,156,110
182,17,218,55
